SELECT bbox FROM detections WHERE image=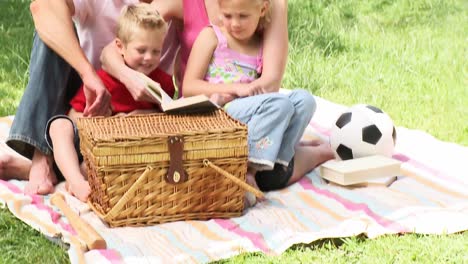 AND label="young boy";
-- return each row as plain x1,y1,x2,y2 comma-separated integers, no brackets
46,3,175,201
